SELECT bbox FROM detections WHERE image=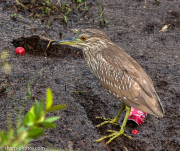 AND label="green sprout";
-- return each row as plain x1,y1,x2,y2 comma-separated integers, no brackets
97,0,109,27
63,8,71,25
41,0,57,16
0,88,66,149
76,0,82,2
